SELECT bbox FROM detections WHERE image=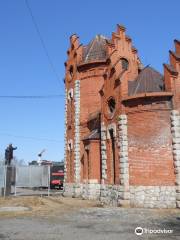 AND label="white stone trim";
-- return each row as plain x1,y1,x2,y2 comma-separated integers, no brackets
64,89,68,182
171,110,180,208
106,123,116,139
74,80,81,183
118,114,130,206
101,122,107,180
